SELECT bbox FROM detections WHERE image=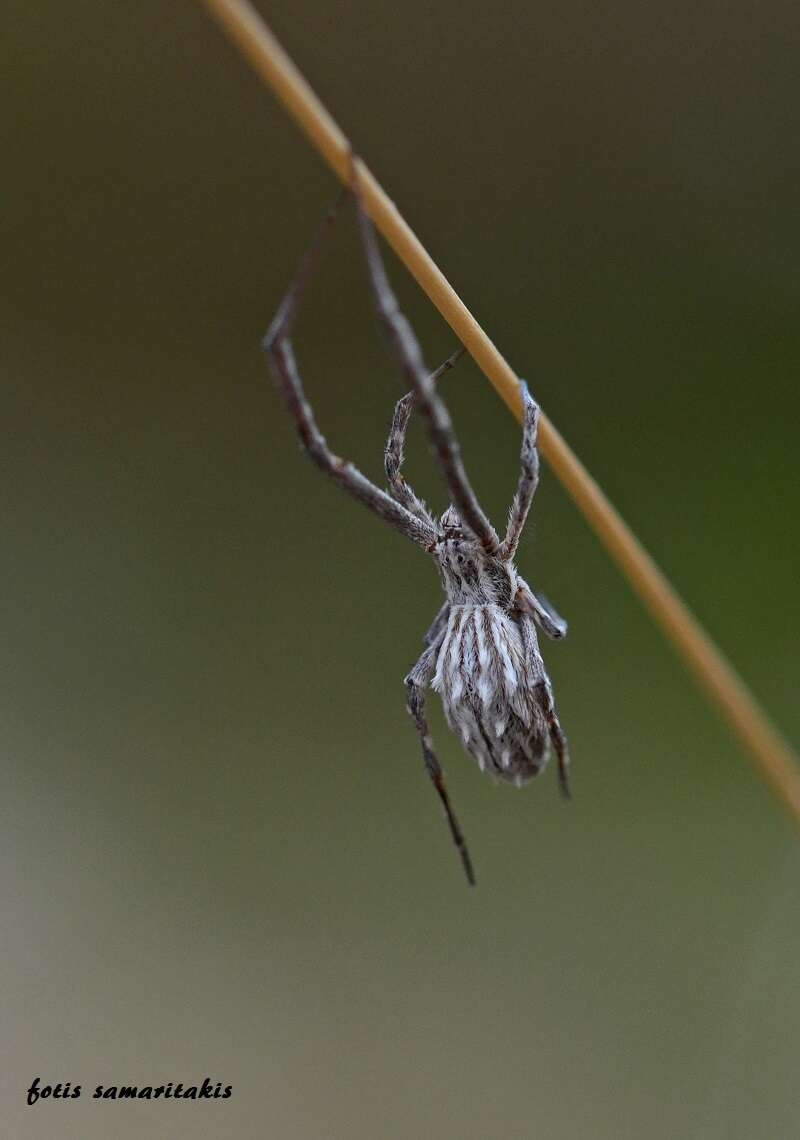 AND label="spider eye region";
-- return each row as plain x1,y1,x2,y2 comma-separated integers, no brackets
439,504,463,531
